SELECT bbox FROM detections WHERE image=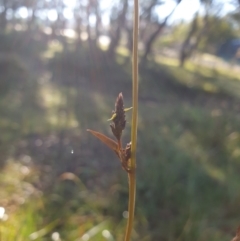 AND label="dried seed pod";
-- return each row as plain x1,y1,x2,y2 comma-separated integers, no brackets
110,93,126,141
125,142,131,161
88,93,132,173
120,142,131,172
